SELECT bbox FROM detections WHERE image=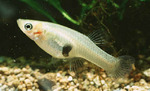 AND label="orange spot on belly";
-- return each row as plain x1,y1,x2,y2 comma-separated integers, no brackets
34,31,42,35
